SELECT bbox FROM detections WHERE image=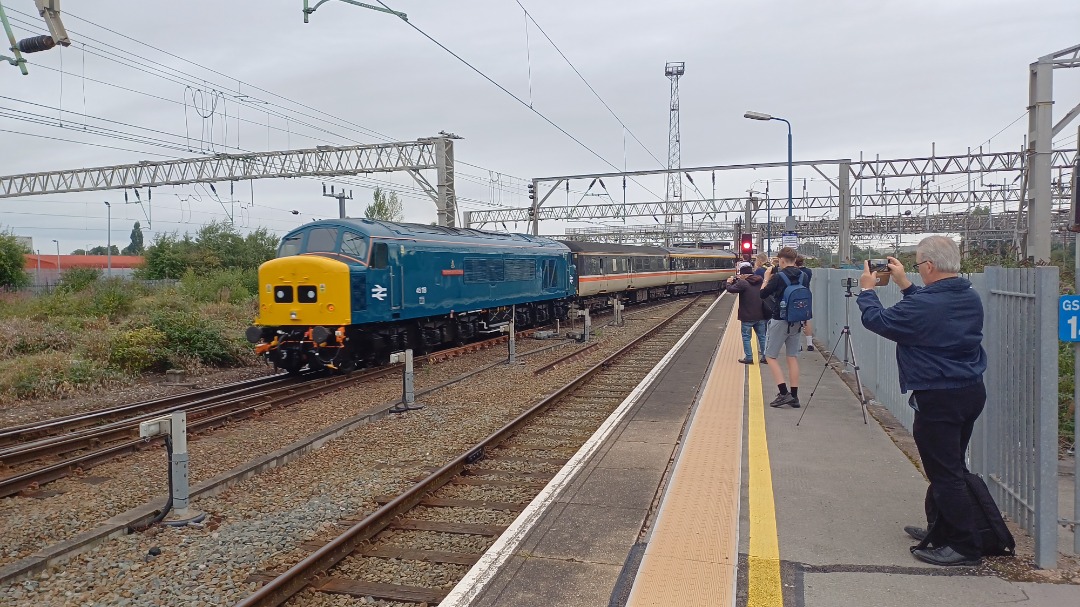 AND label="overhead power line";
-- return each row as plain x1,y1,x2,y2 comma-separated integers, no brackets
514,0,665,169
